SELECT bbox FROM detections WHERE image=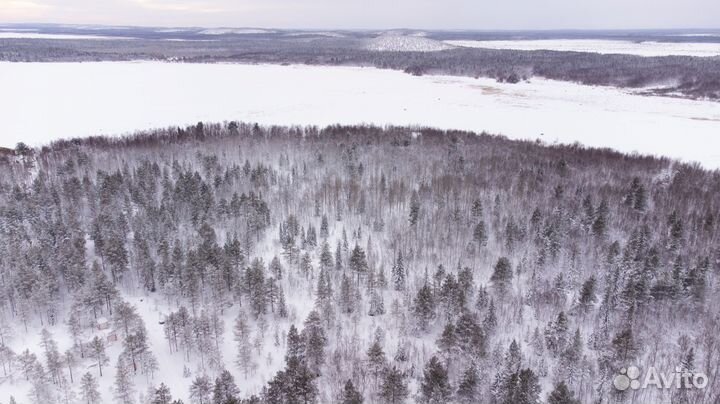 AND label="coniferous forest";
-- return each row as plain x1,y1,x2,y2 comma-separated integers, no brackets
0,122,719,403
